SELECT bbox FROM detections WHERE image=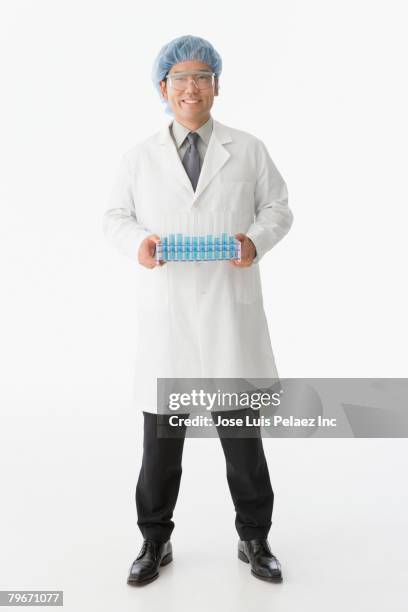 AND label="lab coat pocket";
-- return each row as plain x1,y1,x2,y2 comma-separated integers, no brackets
220,180,255,217
231,264,263,305
135,264,169,312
